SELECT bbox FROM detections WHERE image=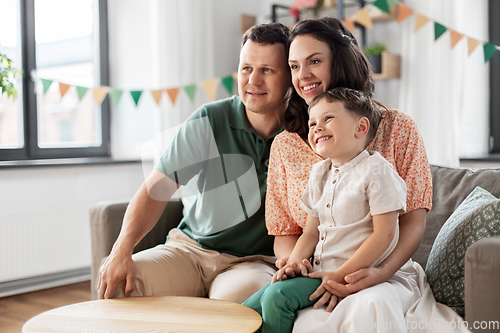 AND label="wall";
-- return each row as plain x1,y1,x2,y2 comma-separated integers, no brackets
0,162,145,296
